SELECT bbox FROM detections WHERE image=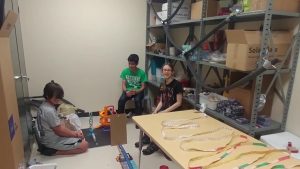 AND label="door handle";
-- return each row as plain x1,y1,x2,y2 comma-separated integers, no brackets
21,75,30,81
14,75,30,81
14,75,22,79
